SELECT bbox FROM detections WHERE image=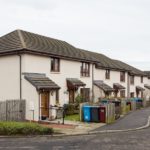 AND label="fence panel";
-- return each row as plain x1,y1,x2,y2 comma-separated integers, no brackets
0,99,26,121
0,101,7,121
